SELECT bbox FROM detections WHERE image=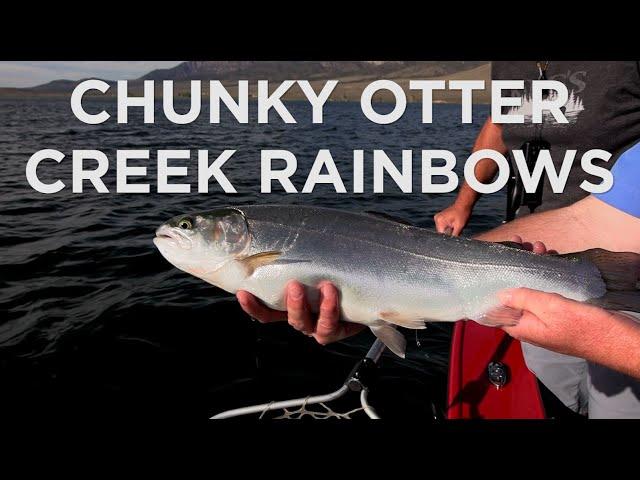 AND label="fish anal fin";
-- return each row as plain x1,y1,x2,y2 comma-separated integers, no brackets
378,310,427,329
476,305,522,327
370,324,406,358
239,251,282,275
